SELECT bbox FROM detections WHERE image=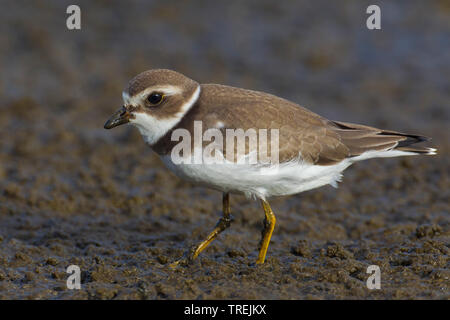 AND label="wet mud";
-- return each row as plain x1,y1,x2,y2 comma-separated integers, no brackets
0,1,448,299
